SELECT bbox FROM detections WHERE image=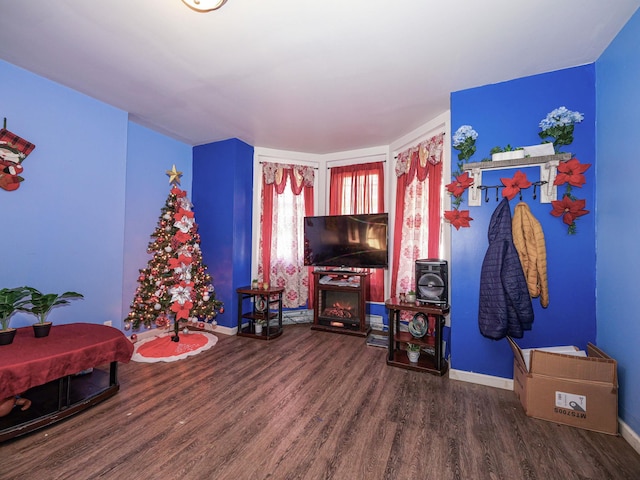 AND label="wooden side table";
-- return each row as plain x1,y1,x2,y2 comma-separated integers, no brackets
385,298,450,375
236,286,284,340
